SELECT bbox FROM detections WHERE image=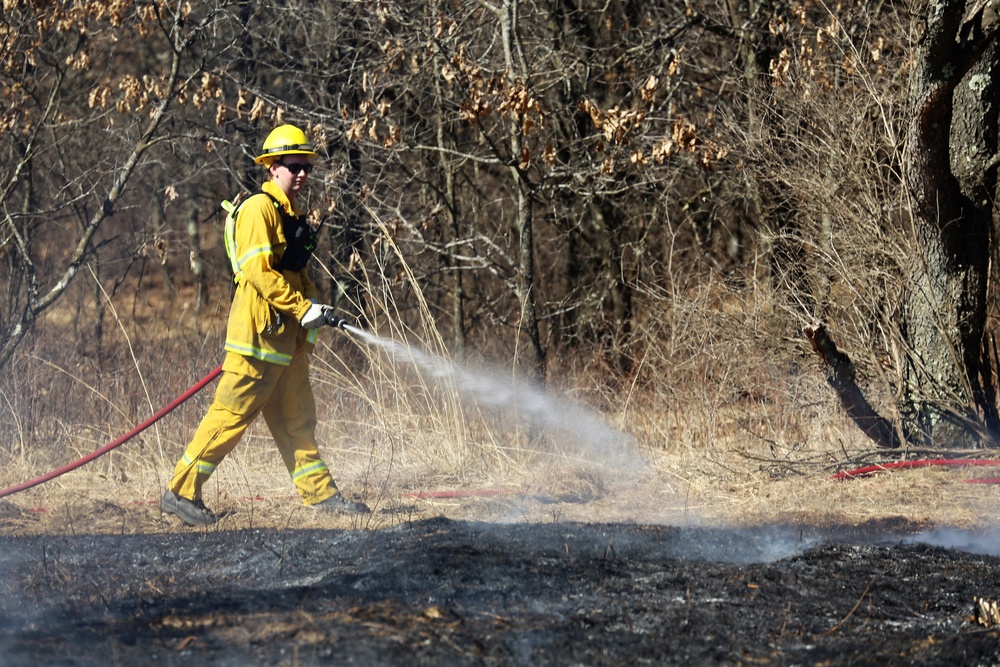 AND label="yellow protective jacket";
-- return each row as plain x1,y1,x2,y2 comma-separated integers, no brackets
224,181,319,365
